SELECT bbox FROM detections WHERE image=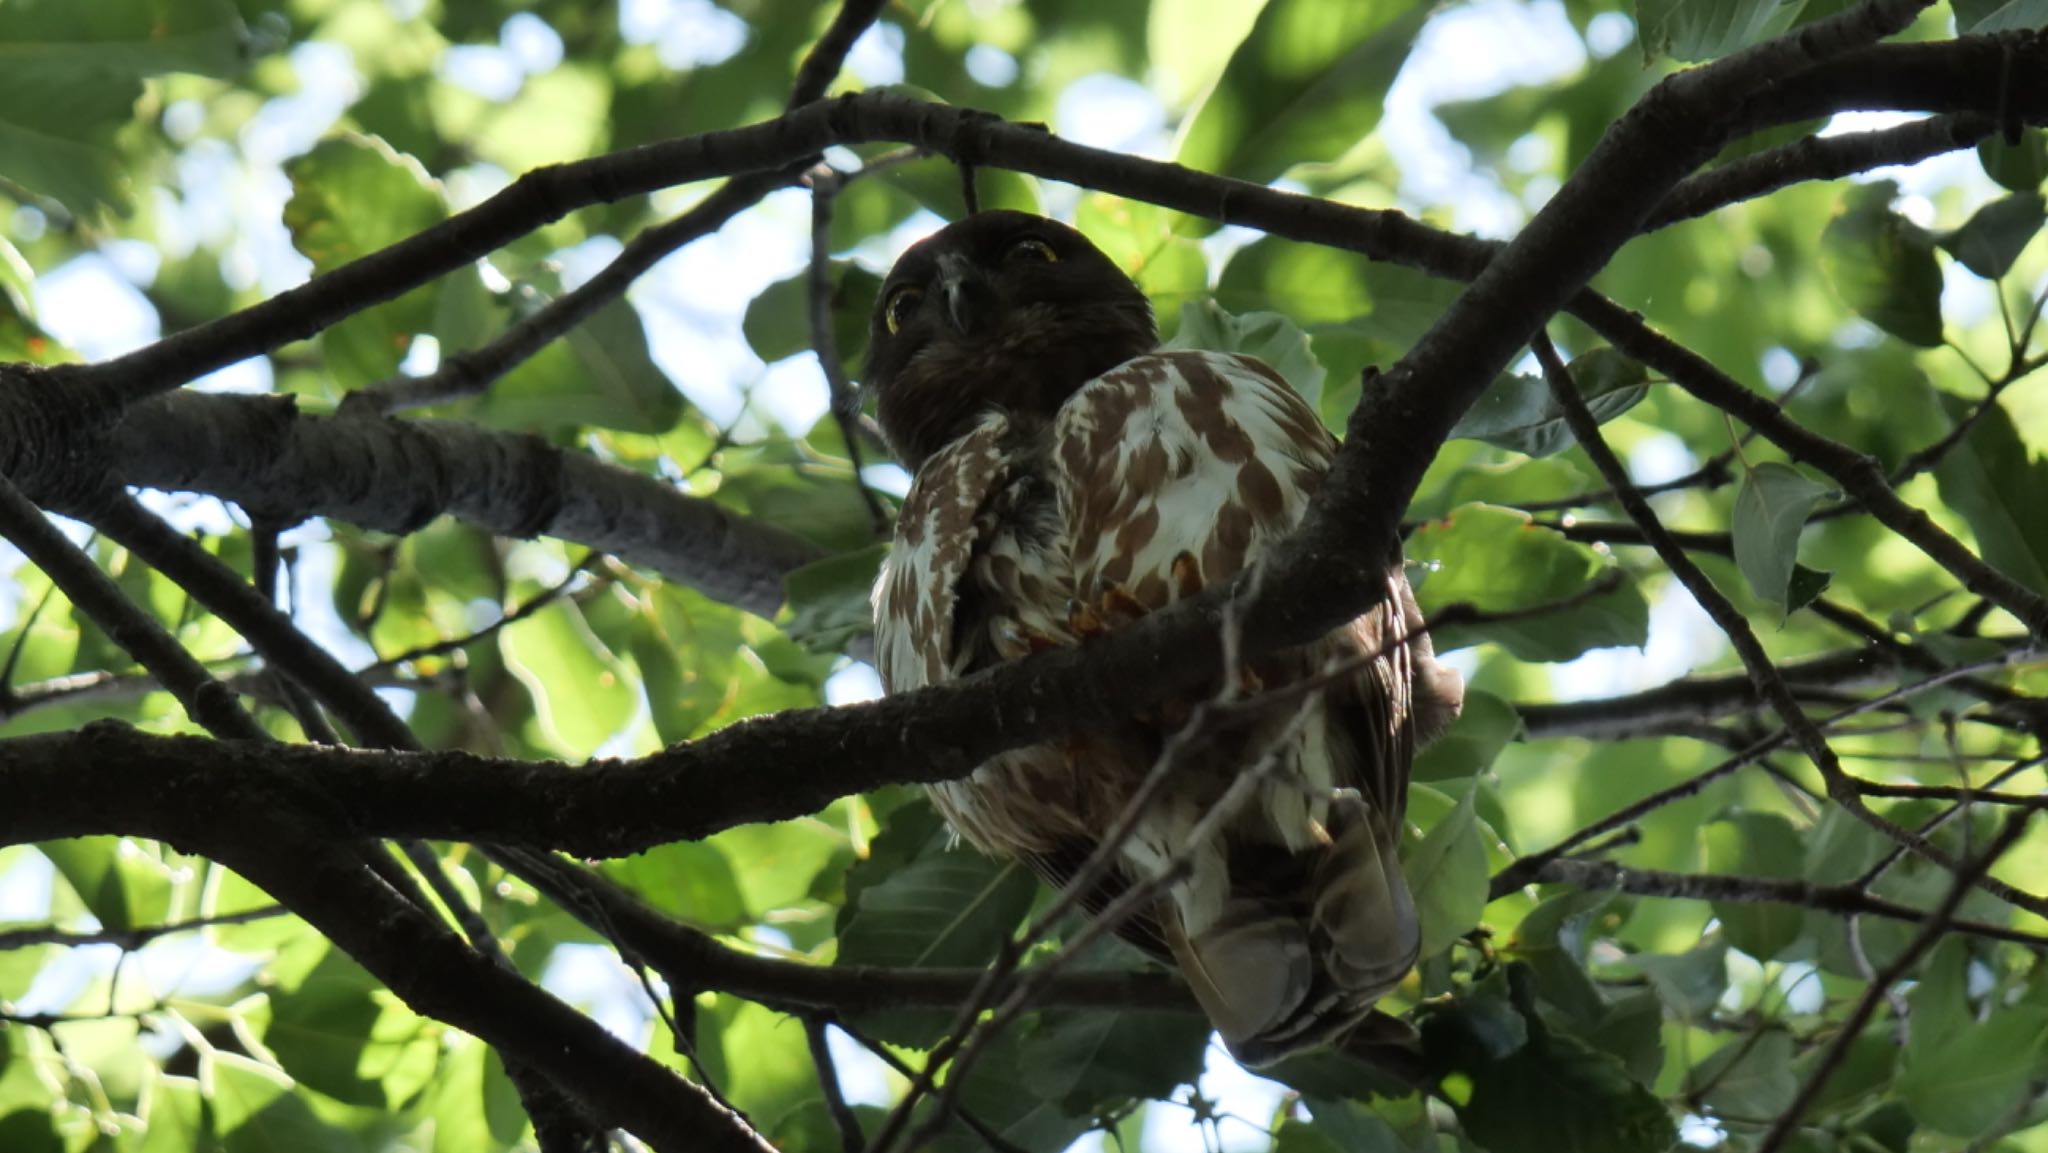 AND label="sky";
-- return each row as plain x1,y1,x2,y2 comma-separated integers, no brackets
0,0,2013,1148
